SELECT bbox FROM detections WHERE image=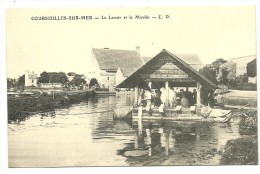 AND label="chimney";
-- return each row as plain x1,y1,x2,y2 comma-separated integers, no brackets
136,46,145,64
136,46,140,54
